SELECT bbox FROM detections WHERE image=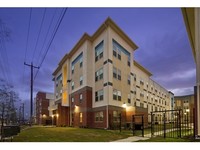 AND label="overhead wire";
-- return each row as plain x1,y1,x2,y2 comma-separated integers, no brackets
36,9,57,68
34,8,67,81
22,8,32,102
31,8,47,63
